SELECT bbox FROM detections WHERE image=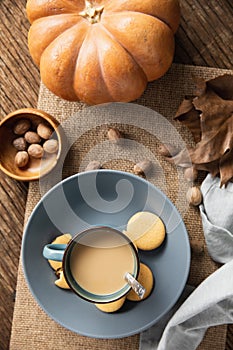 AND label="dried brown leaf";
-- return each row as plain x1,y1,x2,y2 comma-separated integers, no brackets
192,75,207,97
189,114,233,164
194,161,220,177
174,98,201,142
219,148,233,187
171,74,233,185
207,74,233,100
193,90,233,140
